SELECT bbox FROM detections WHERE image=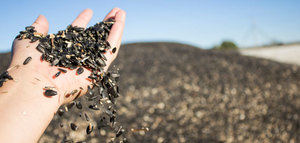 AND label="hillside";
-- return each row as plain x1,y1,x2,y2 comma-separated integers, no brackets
0,42,299,143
